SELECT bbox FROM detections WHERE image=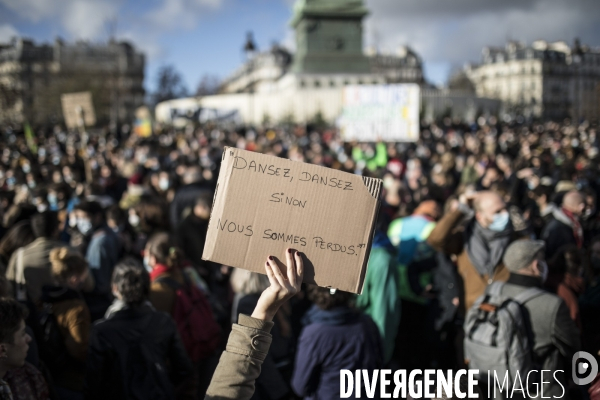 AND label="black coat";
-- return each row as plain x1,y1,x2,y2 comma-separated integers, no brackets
84,304,192,400
175,214,209,271
542,217,577,259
